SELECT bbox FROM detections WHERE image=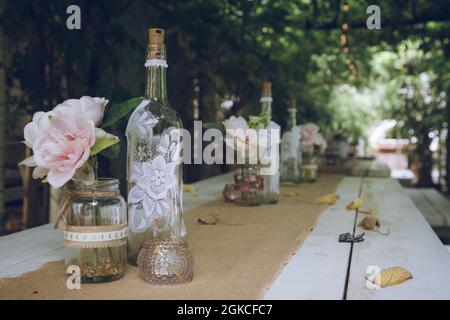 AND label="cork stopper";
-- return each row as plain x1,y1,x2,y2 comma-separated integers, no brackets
261,81,272,97
147,28,166,60
290,97,297,110
148,28,164,45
